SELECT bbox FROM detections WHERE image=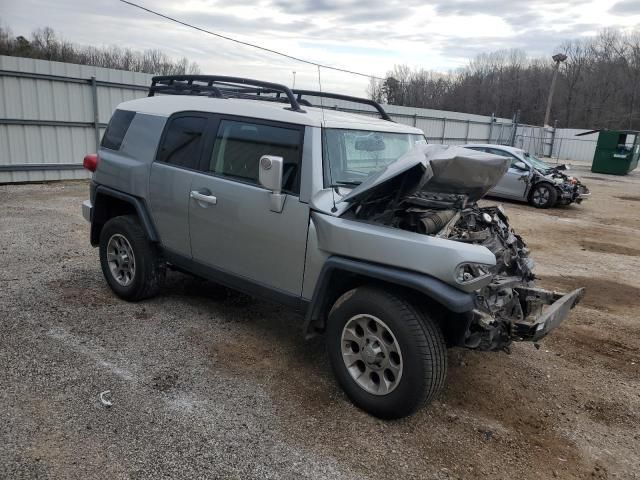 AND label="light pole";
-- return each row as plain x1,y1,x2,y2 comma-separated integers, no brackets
292,71,296,89
543,53,567,127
